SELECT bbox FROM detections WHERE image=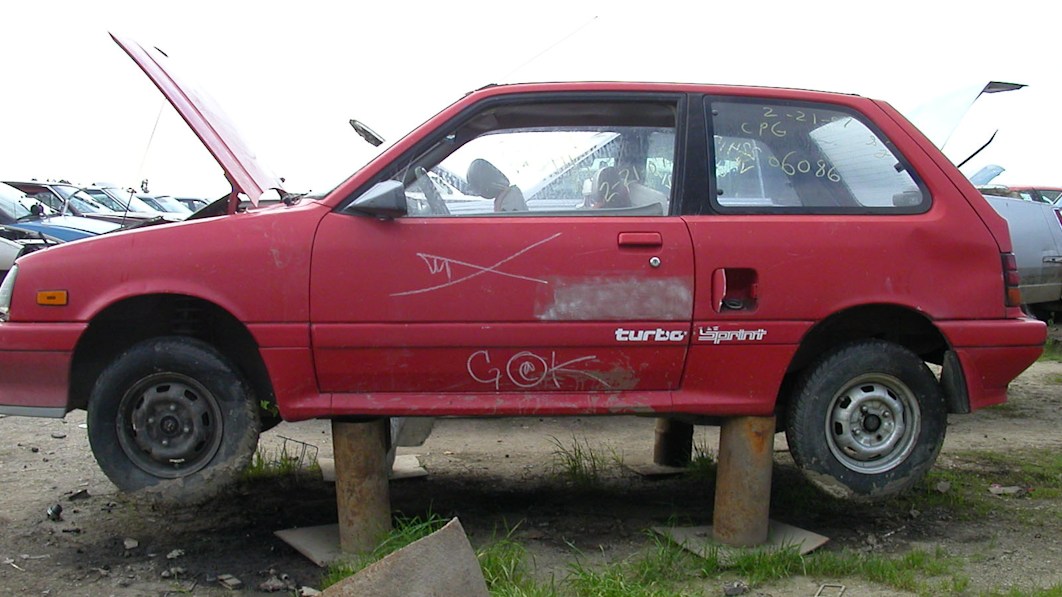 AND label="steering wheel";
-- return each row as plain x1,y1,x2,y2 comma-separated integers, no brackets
415,167,450,216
